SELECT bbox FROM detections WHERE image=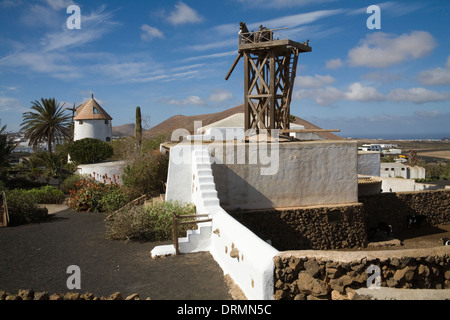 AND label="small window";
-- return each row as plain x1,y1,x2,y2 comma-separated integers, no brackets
78,120,83,125
104,120,109,125
106,137,111,142
385,168,389,171
401,168,405,171
93,107,99,114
